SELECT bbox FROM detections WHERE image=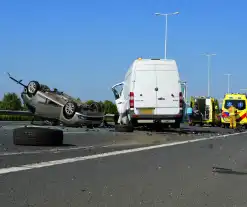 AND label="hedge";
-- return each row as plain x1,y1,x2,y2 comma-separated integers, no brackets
0,115,115,122
0,115,35,121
